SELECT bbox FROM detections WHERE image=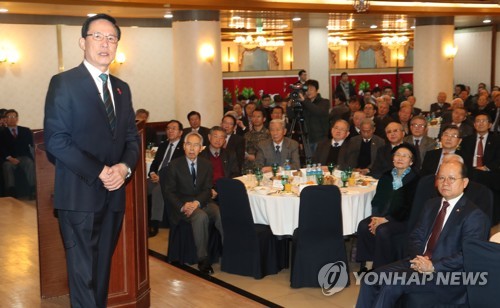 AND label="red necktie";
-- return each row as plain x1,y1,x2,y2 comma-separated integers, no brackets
476,136,484,167
424,201,450,258
11,128,17,138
